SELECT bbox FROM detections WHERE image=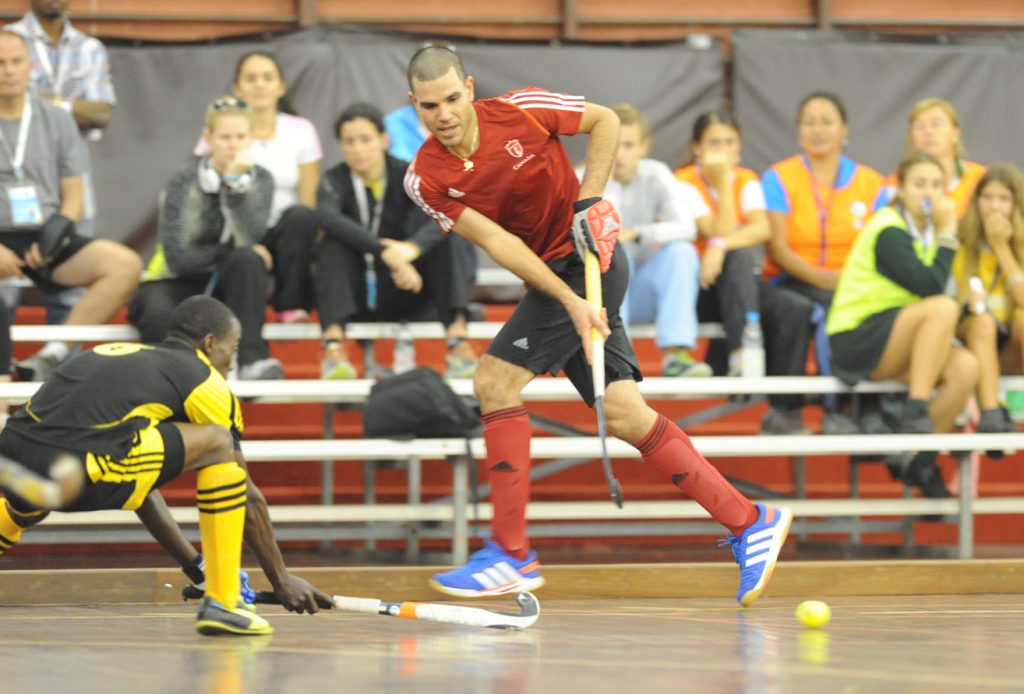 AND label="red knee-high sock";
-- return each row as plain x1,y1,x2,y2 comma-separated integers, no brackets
638,414,758,536
482,406,532,560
